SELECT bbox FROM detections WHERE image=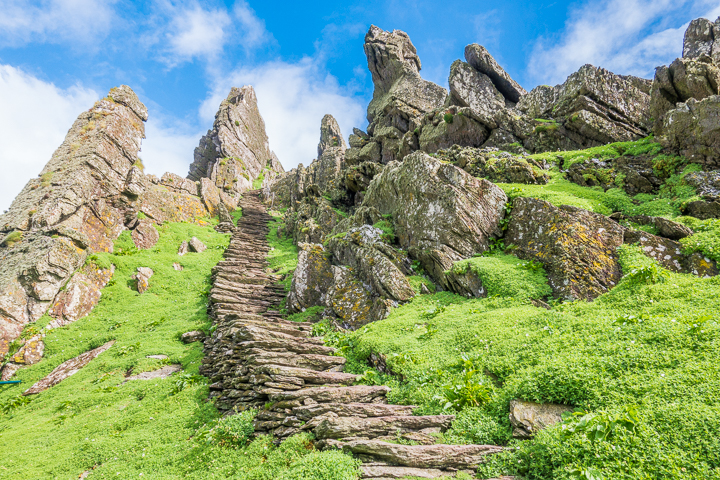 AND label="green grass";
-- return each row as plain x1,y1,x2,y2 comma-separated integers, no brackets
451,253,553,300
267,212,299,292
529,136,664,168
499,167,698,218
0,219,359,479
328,244,720,479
